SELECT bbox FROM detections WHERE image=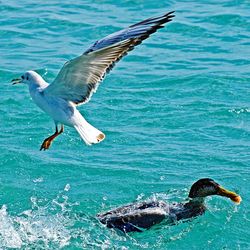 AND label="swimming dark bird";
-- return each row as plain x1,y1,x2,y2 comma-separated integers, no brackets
97,178,241,233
